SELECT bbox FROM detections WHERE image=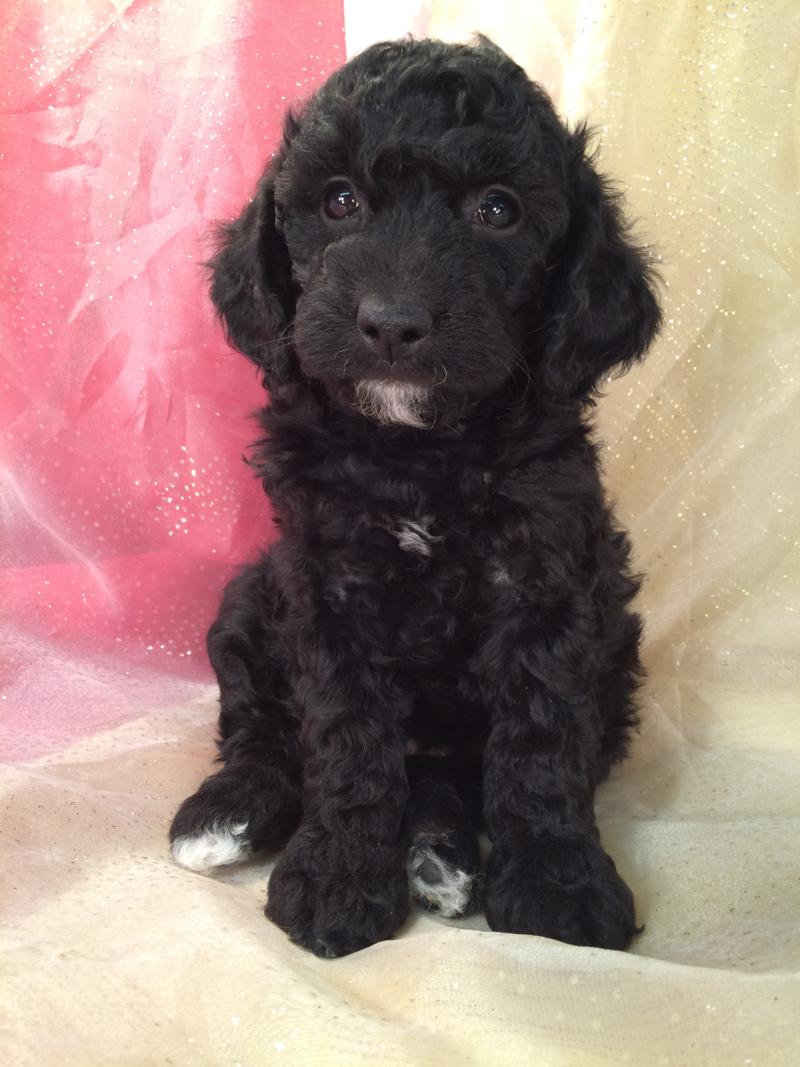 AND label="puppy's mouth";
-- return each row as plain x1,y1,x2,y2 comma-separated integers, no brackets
348,349,448,388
